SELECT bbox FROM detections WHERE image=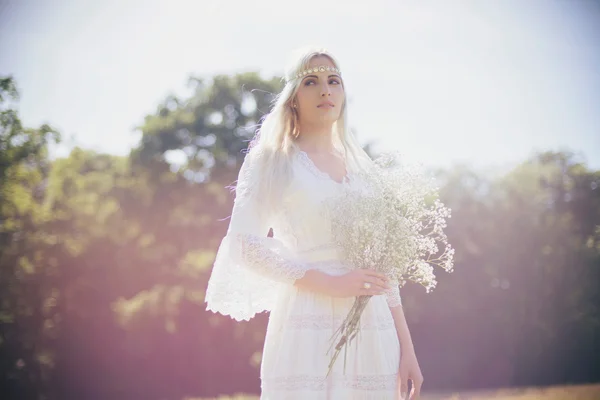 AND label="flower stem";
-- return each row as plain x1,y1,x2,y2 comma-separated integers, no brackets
326,295,372,376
